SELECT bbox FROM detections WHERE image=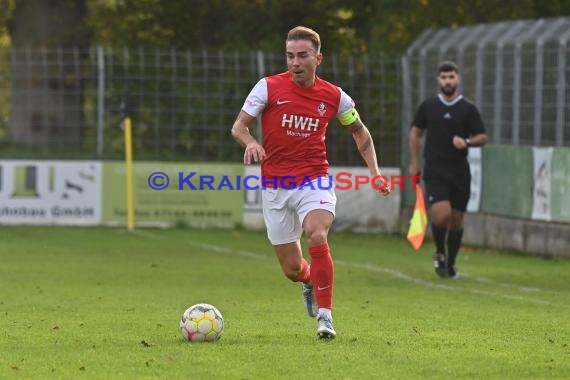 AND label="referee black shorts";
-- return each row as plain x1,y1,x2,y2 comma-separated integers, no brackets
423,160,471,212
